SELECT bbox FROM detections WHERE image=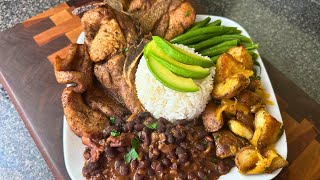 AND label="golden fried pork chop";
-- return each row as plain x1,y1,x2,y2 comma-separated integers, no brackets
54,44,93,93
81,3,142,62
62,87,109,137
